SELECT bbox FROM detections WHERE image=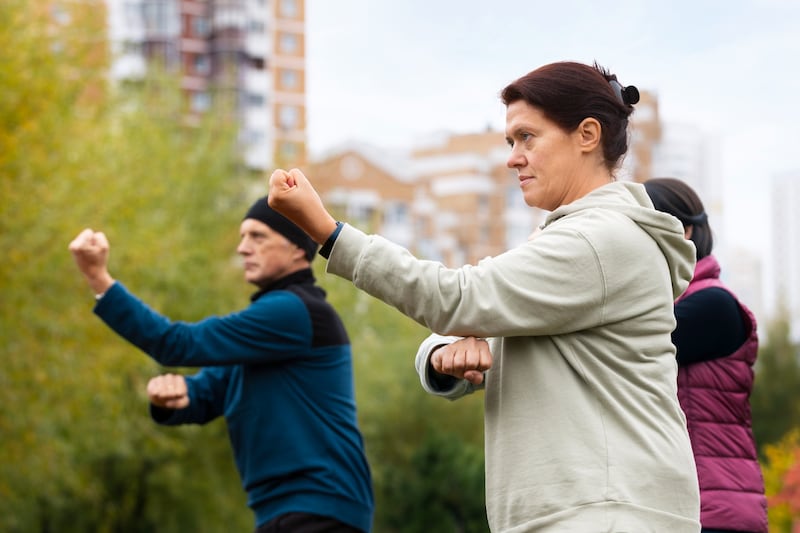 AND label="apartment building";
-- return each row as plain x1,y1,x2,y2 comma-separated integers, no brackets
771,172,800,341
307,130,549,267
106,0,306,168
626,89,661,184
